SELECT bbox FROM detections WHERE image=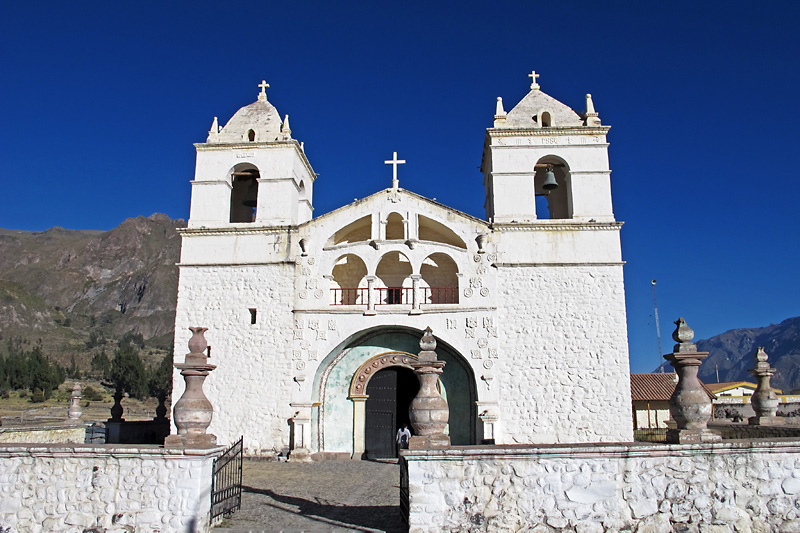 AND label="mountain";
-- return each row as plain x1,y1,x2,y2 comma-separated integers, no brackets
690,317,800,391
0,214,185,368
